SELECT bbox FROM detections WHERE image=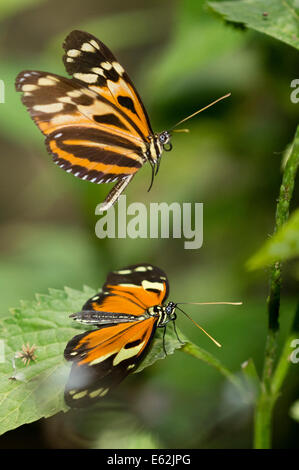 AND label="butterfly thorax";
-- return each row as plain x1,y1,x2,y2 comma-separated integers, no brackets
147,301,176,327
